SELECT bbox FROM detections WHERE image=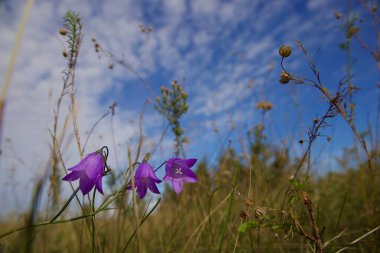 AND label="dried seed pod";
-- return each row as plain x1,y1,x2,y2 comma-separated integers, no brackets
59,28,67,36
245,198,254,207
62,50,68,58
280,71,292,84
335,12,342,19
279,45,292,57
347,26,359,38
254,207,266,221
239,211,249,220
